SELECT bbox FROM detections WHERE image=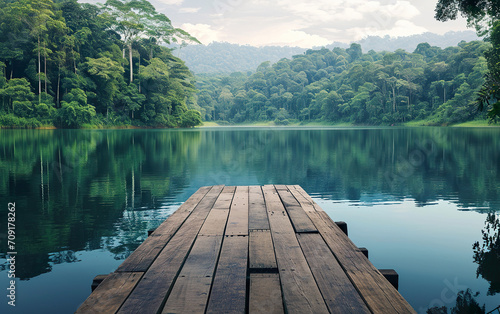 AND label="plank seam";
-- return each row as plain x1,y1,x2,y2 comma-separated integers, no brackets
203,187,237,313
